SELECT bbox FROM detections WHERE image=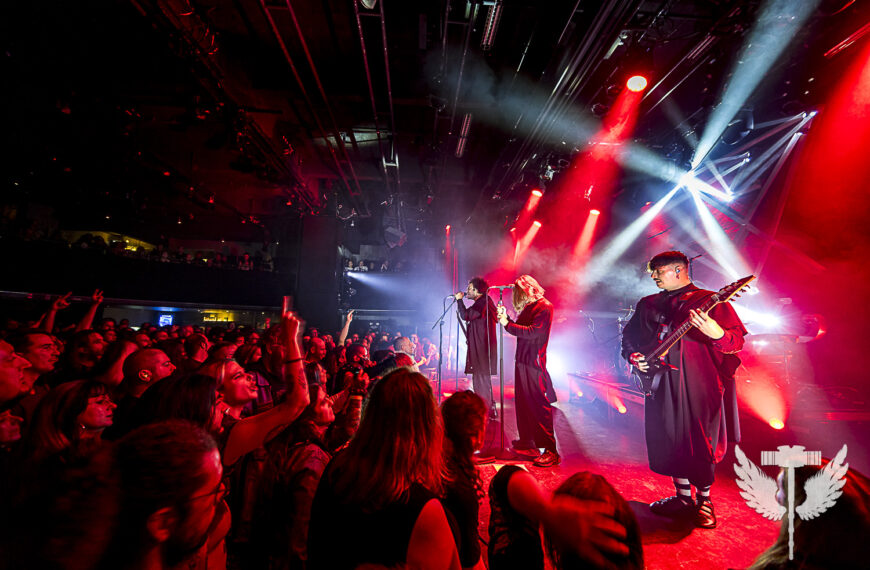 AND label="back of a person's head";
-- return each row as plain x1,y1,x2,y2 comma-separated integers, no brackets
393,336,412,354
133,374,216,432
548,472,643,570
183,333,208,357
441,390,486,457
333,368,443,509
